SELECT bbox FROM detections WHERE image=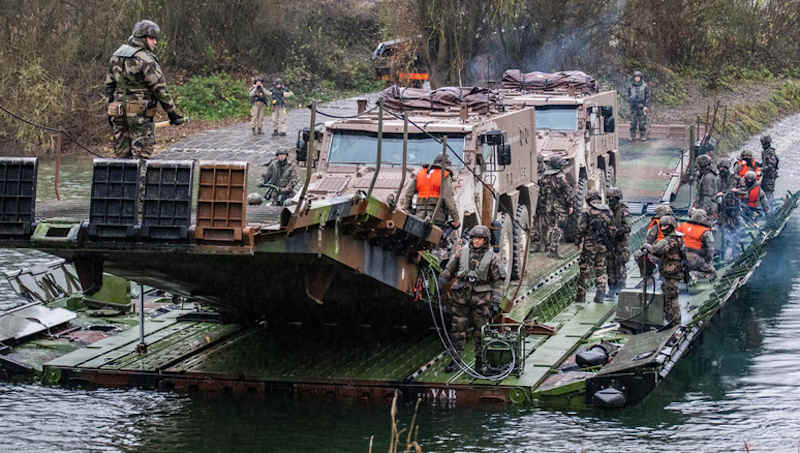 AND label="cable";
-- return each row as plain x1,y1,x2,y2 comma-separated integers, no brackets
0,102,105,158
313,103,379,120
